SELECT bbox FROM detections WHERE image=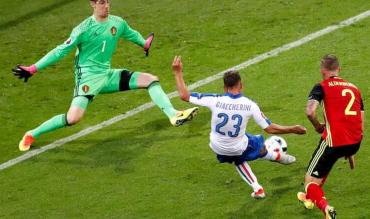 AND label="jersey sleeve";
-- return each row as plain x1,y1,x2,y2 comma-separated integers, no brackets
308,83,324,102
34,27,81,71
360,98,364,111
120,19,146,47
189,92,217,108
251,103,272,129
